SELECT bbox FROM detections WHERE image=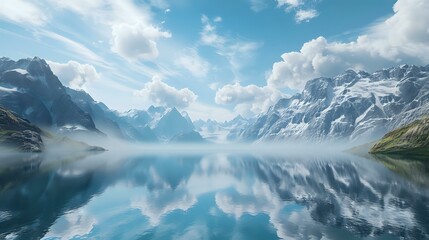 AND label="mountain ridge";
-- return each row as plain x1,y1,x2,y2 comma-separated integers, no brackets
236,64,429,143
